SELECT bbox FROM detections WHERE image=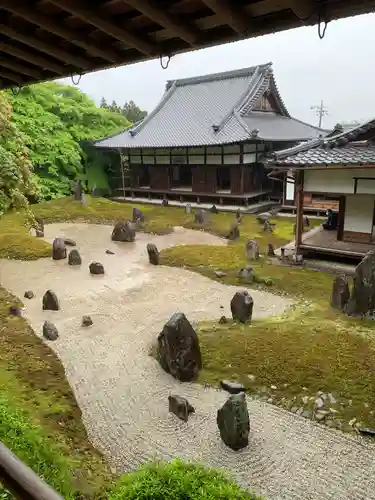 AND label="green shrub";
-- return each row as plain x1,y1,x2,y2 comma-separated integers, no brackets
108,460,261,499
